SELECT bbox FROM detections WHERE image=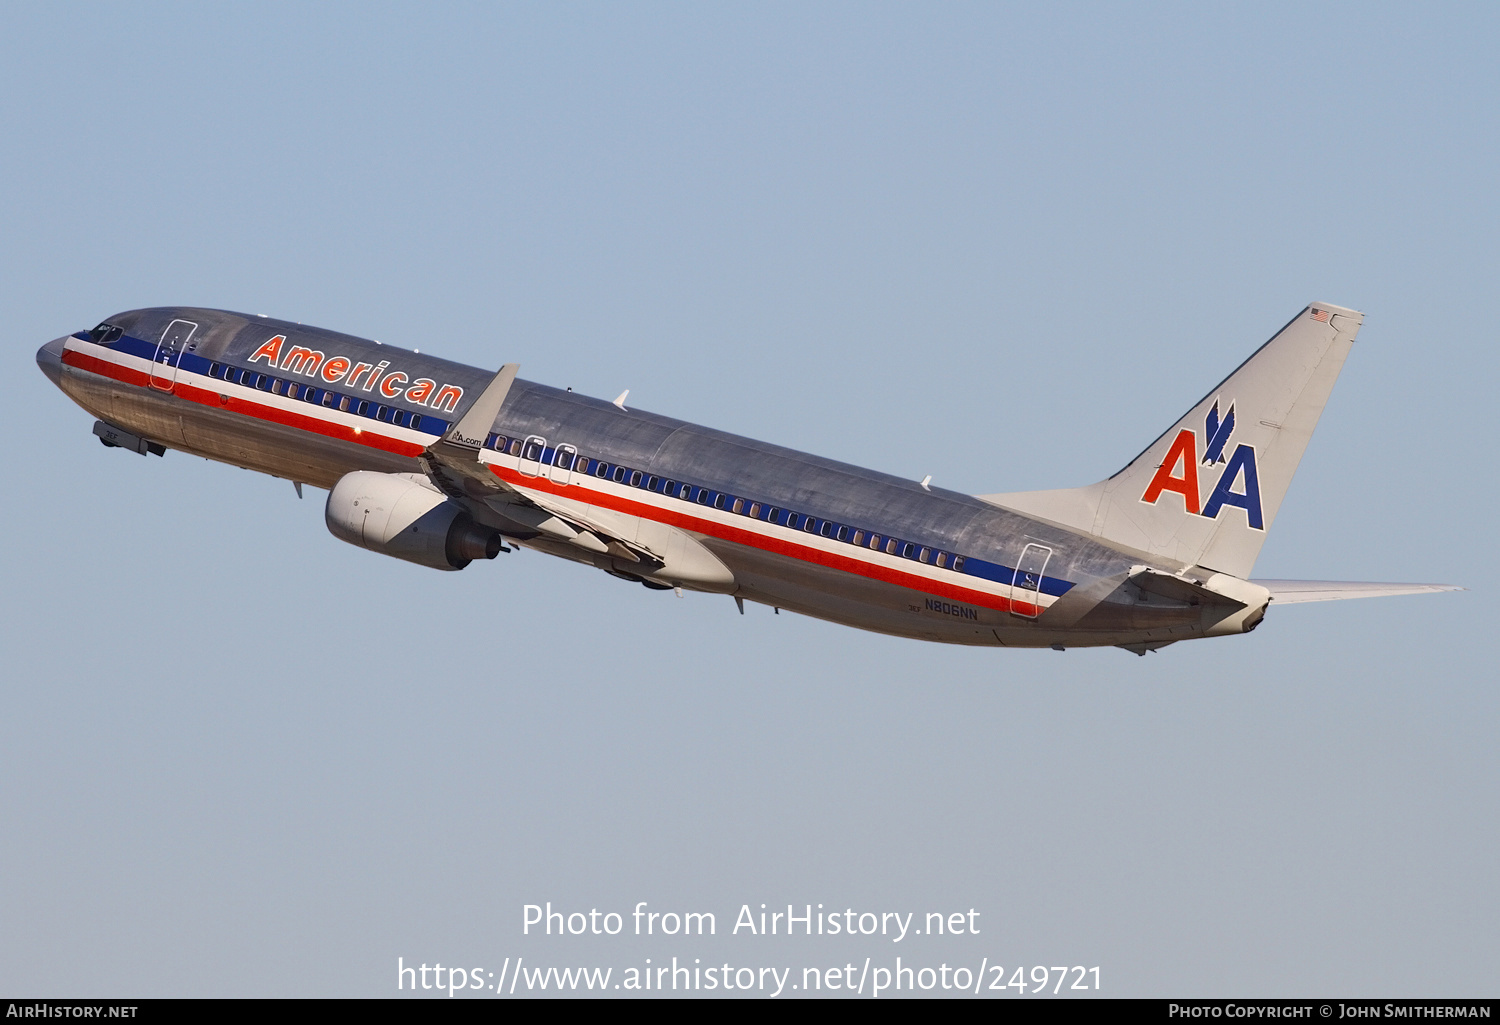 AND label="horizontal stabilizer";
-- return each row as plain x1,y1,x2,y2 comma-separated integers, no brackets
1252,580,1464,604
